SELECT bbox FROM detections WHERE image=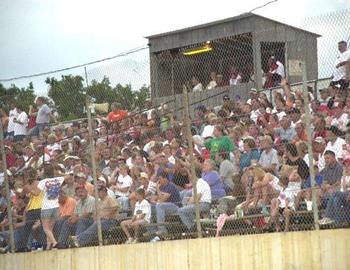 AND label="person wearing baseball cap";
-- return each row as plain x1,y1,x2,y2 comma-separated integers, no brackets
75,172,94,196
57,184,95,249
71,184,119,248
